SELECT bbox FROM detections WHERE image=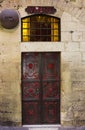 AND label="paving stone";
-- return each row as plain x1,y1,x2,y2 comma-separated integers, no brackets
0,127,28,130
77,127,85,130
59,127,76,130
0,127,85,130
